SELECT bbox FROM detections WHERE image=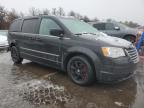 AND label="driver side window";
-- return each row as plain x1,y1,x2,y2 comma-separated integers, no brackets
39,18,61,36
105,23,115,30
